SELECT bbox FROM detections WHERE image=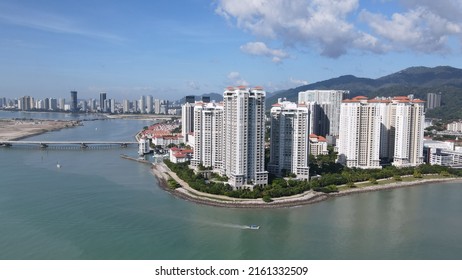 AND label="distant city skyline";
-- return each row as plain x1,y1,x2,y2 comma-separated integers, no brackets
1,1,462,100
